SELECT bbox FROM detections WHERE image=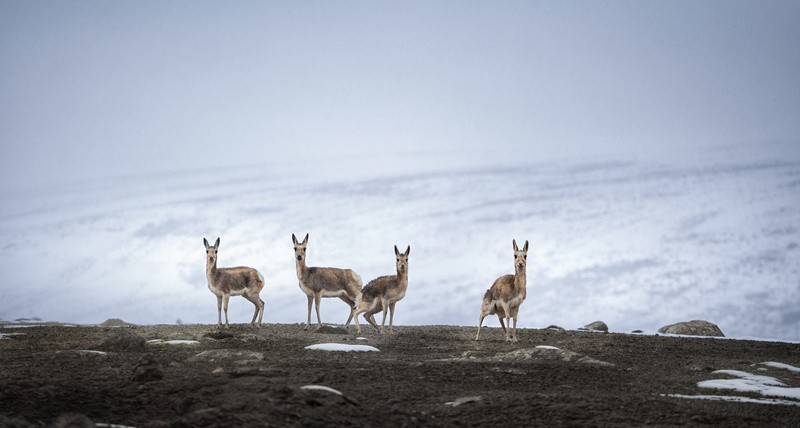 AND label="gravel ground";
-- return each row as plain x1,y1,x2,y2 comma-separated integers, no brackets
1,323,799,427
